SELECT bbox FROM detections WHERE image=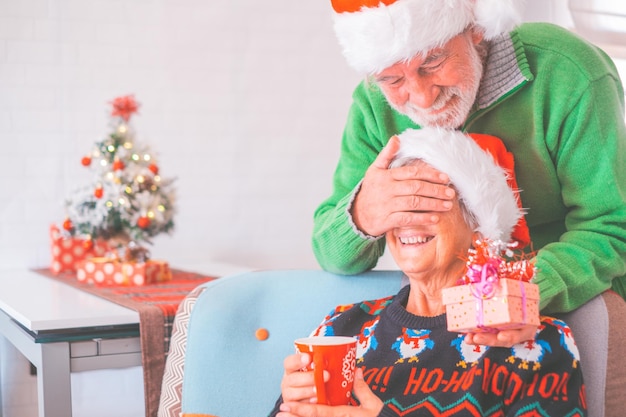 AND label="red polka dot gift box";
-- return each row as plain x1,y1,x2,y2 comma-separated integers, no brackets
76,258,172,286
49,224,109,274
